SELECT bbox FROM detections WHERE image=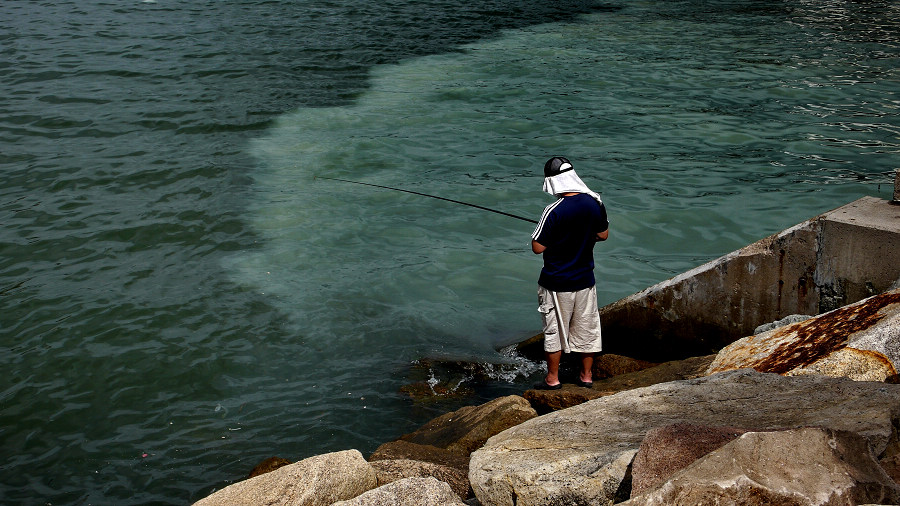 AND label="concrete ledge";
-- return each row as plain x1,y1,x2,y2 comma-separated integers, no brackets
601,196,900,361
